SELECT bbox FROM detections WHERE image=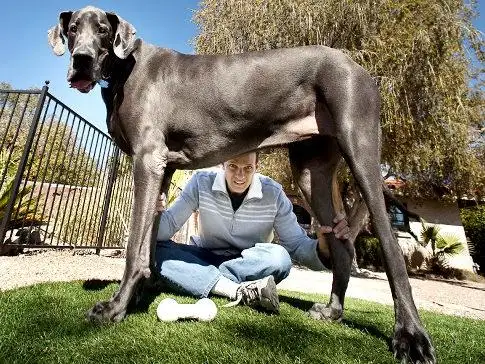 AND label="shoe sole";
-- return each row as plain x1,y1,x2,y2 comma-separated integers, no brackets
259,275,280,313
